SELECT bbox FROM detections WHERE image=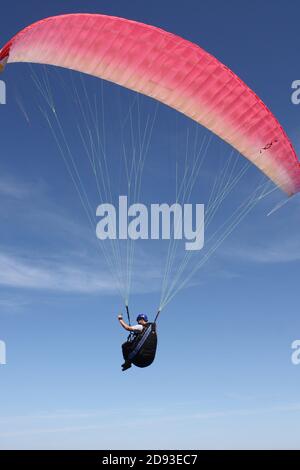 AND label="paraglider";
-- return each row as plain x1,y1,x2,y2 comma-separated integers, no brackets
1,13,300,371
118,312,158,371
